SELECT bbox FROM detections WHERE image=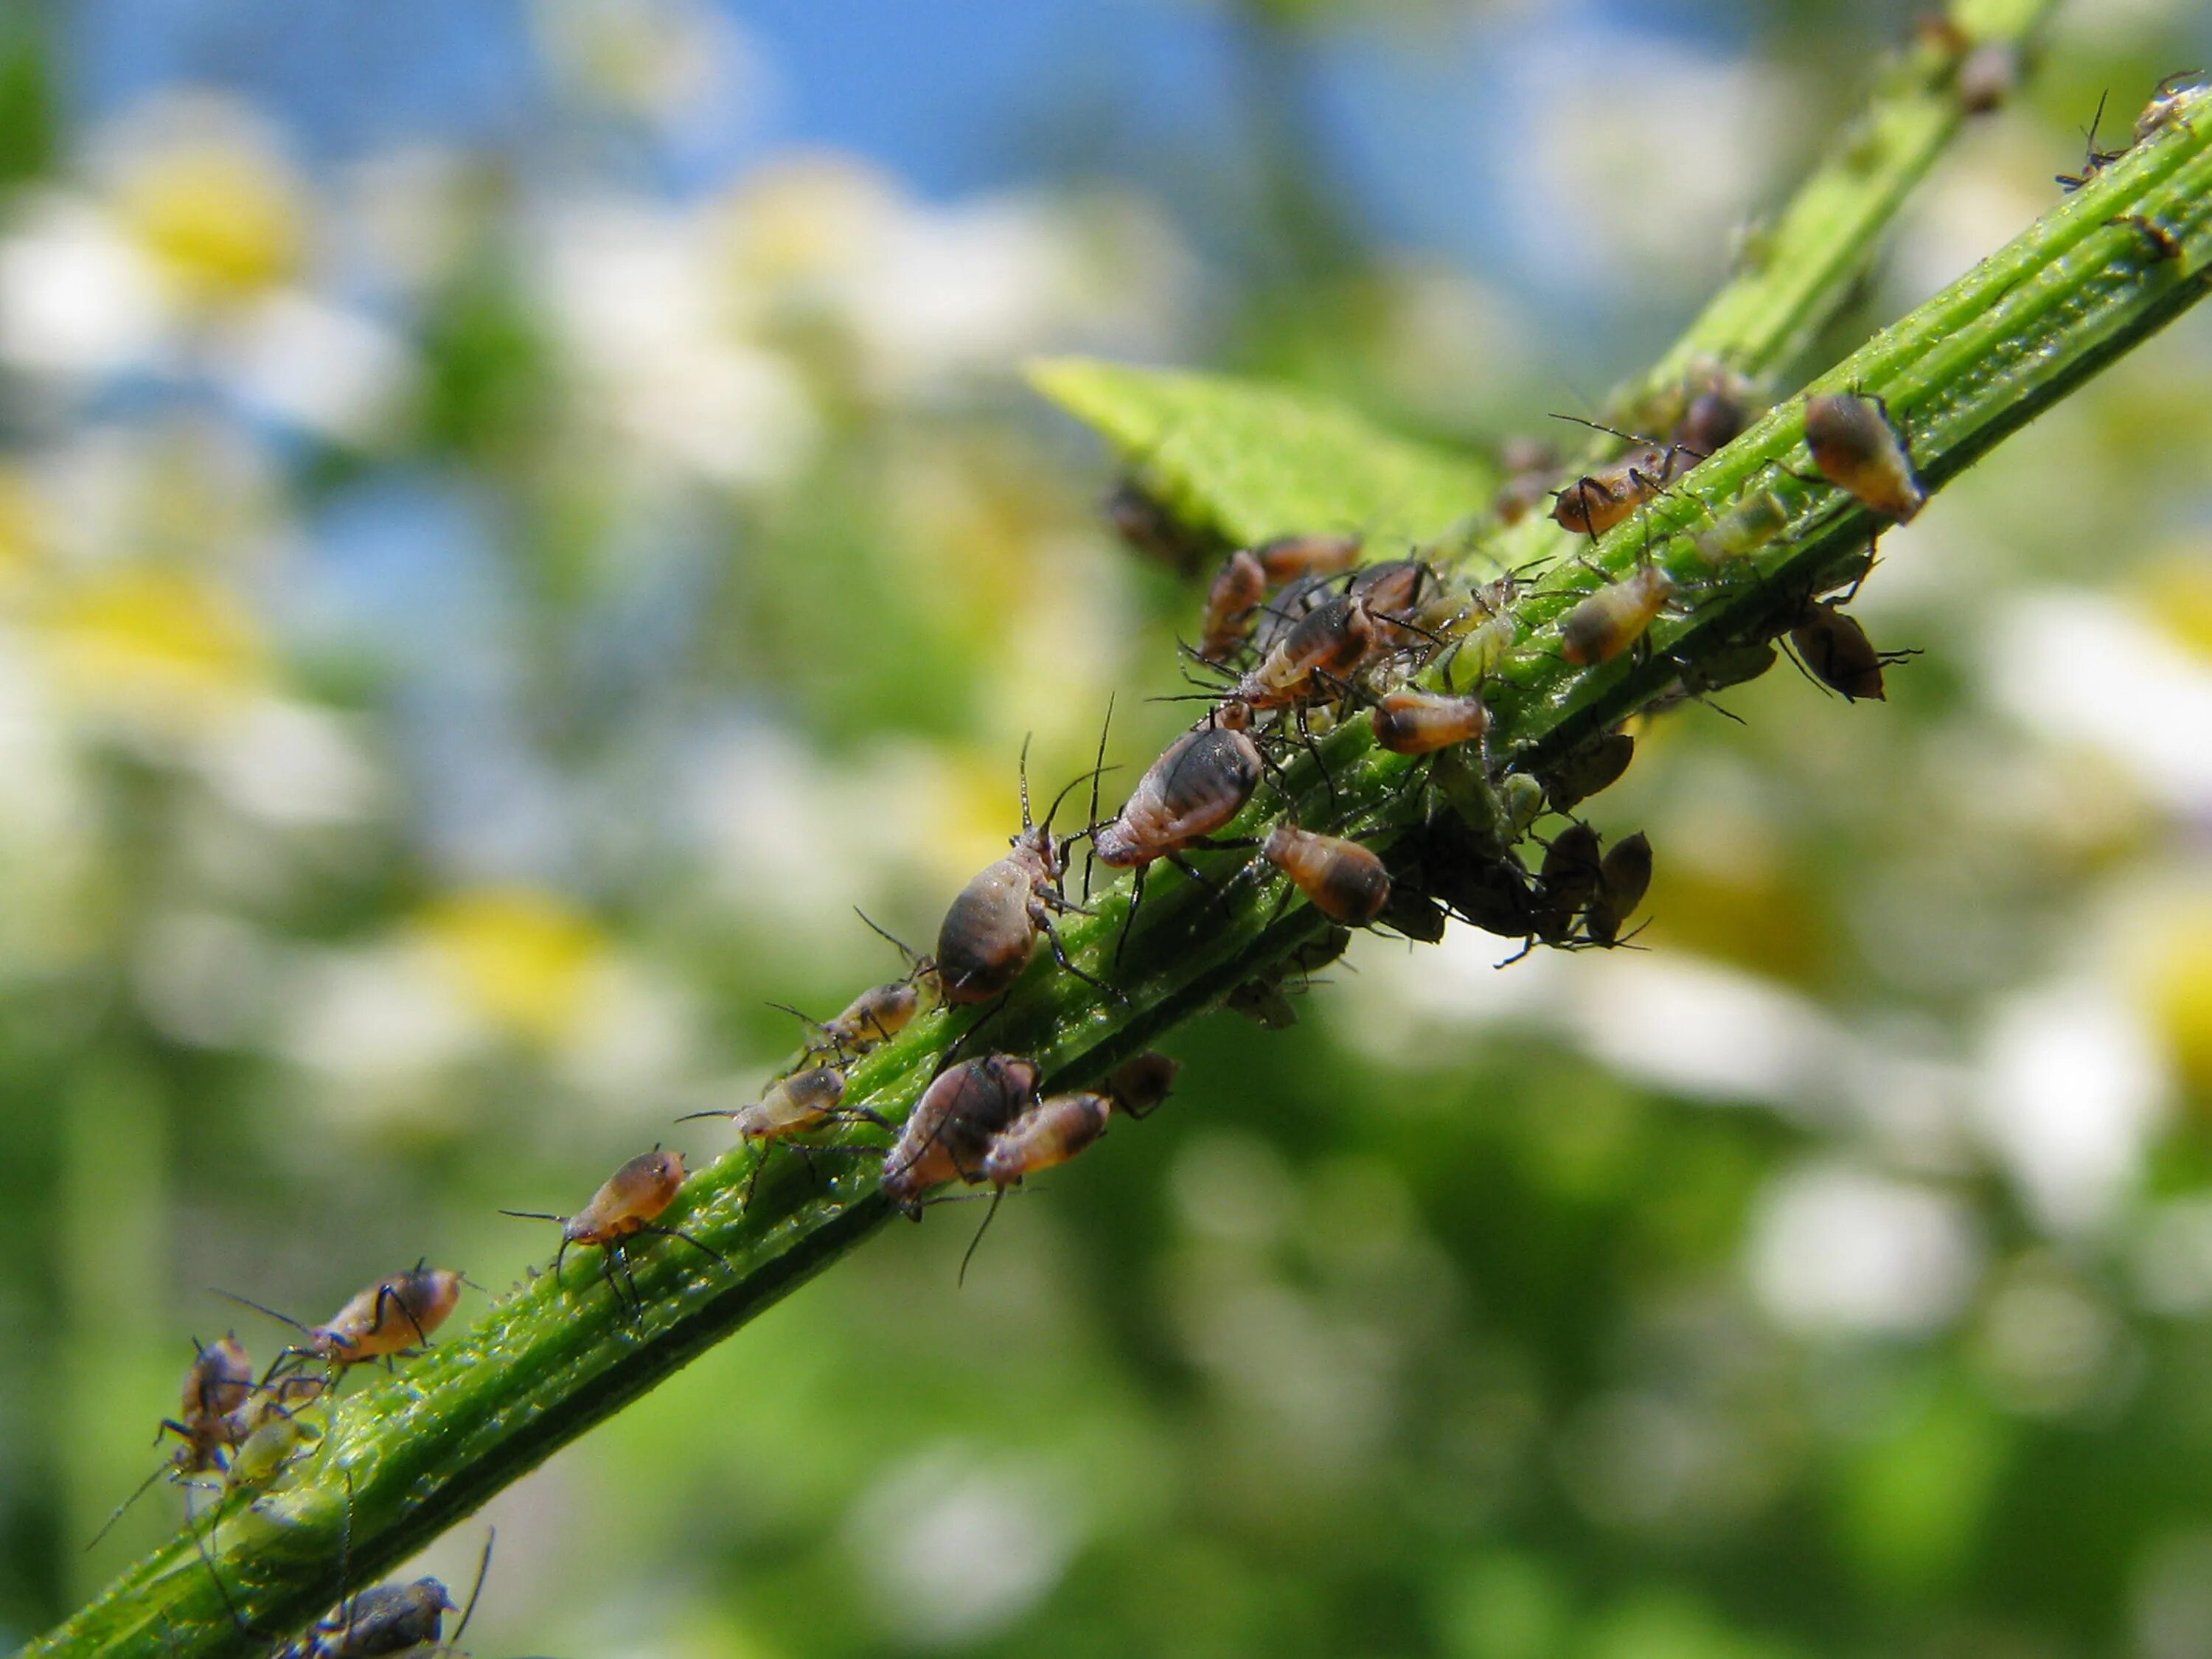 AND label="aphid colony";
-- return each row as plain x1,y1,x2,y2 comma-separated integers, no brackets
105,324,1954,1657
